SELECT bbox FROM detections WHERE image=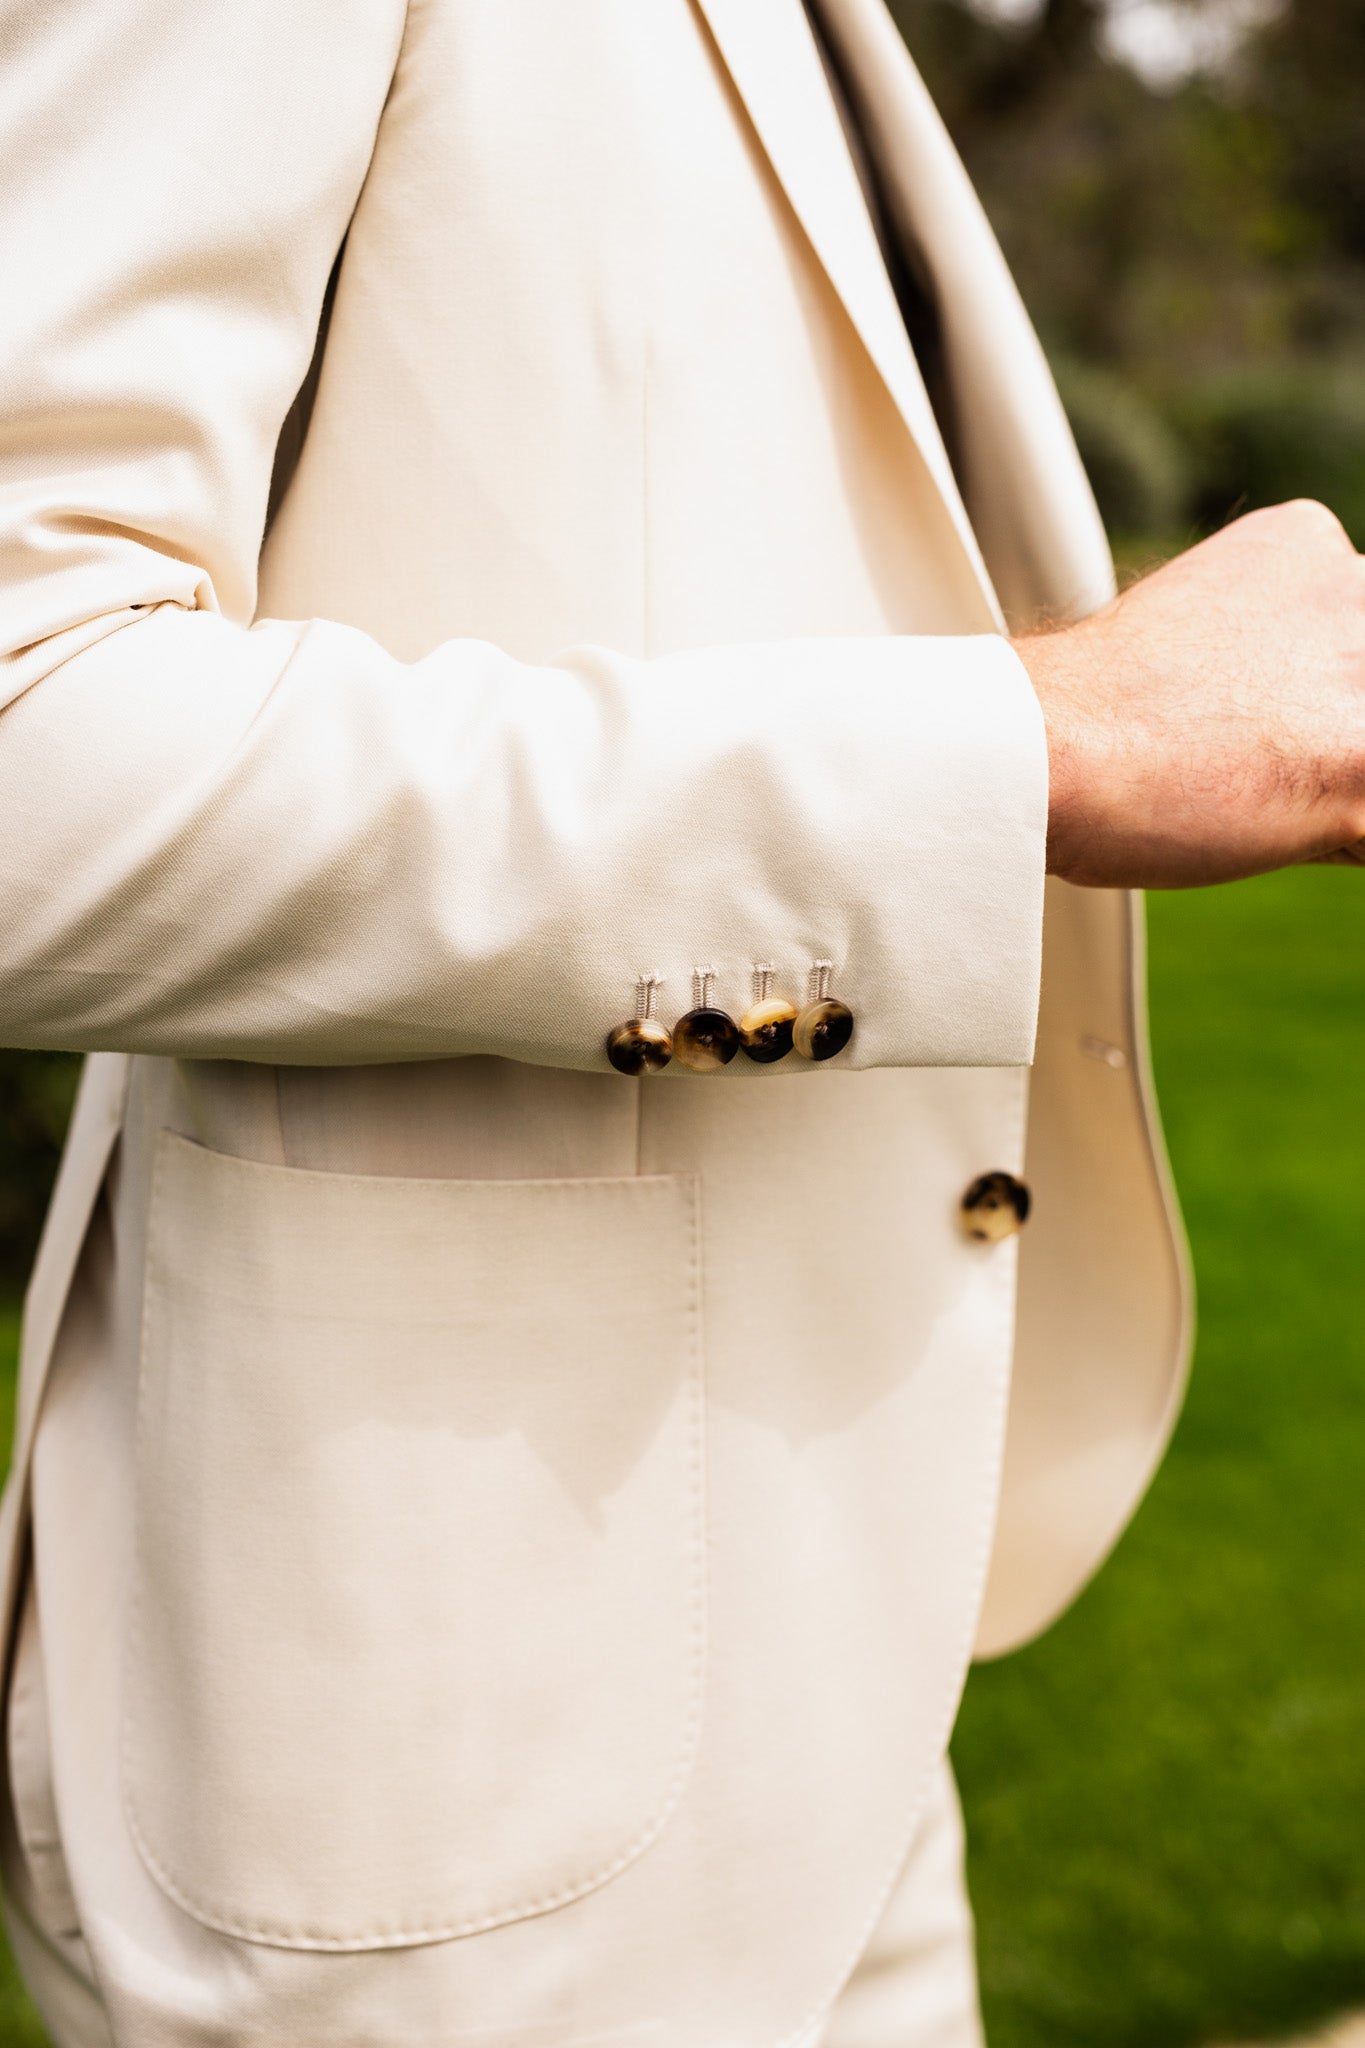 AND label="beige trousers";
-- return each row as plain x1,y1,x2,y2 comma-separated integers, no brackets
817,1764,983,2048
